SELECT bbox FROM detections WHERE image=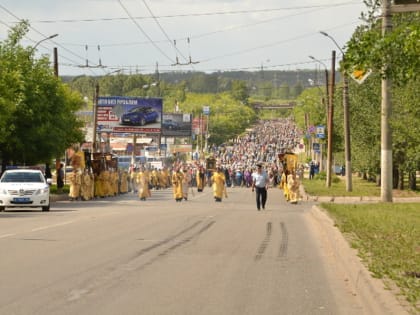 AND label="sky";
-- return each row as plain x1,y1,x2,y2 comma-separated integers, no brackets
0,0,368,76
